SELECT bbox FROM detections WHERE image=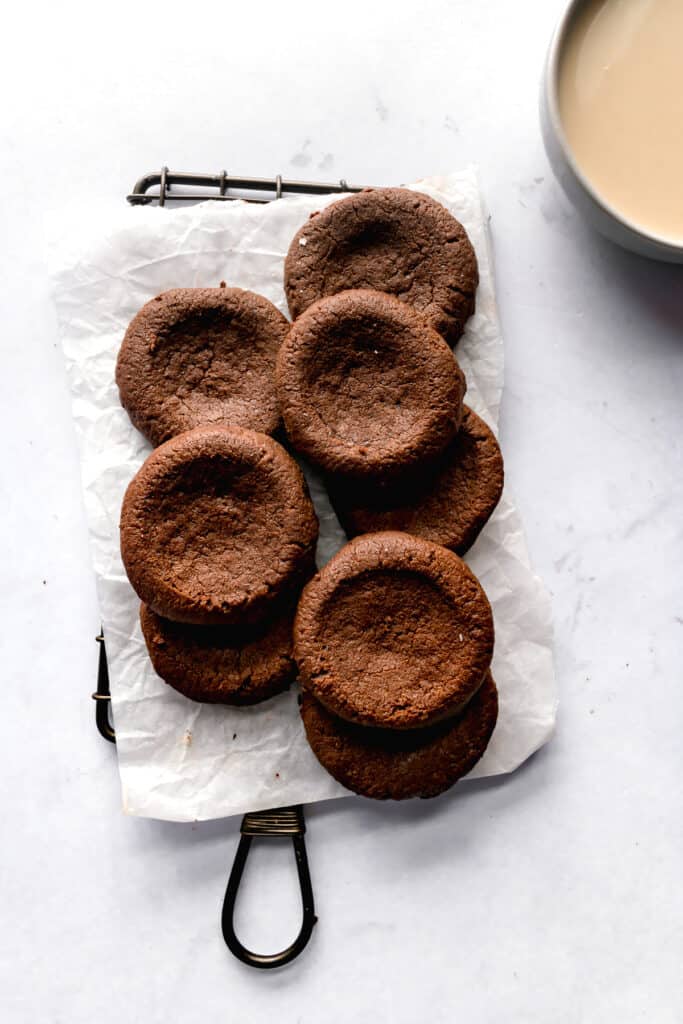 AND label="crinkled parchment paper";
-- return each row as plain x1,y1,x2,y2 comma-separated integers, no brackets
51,170,557,822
